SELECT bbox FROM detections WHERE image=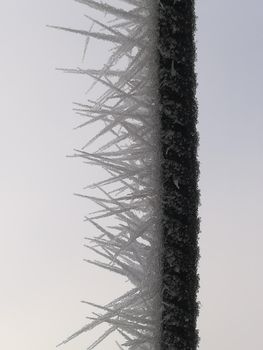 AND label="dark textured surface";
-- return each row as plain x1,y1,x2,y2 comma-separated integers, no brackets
158,1,200,349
